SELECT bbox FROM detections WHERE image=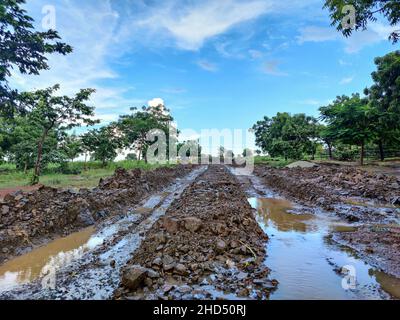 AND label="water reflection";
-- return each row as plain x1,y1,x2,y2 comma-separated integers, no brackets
0,227,100,292
249,197,400,300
